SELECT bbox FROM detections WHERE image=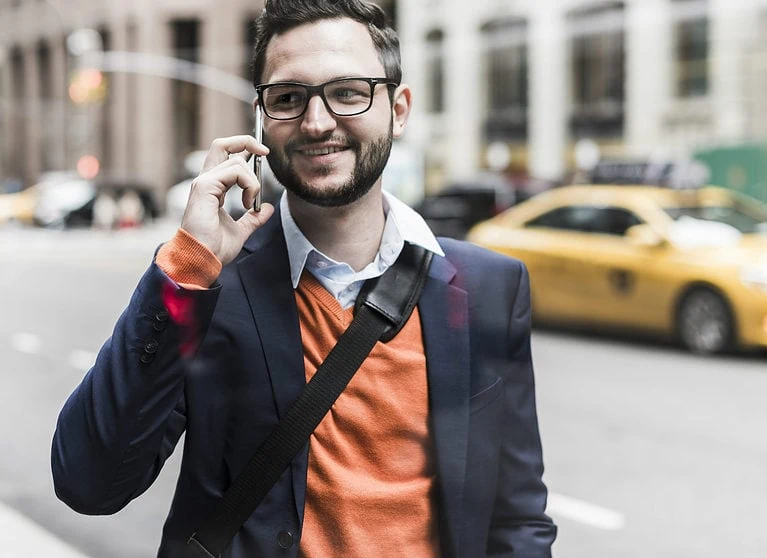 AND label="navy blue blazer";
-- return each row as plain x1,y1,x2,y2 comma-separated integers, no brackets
52,212,556,557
